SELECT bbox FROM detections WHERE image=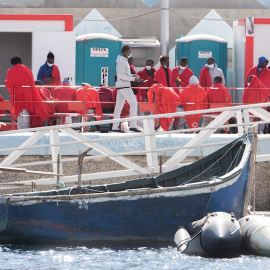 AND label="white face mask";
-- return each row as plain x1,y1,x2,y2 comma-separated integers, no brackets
145,65,152,71
207,64,214,69
180,65,186,70
163,64,168,69
47,62,53,67
247,82,251,86
128,54,132,59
